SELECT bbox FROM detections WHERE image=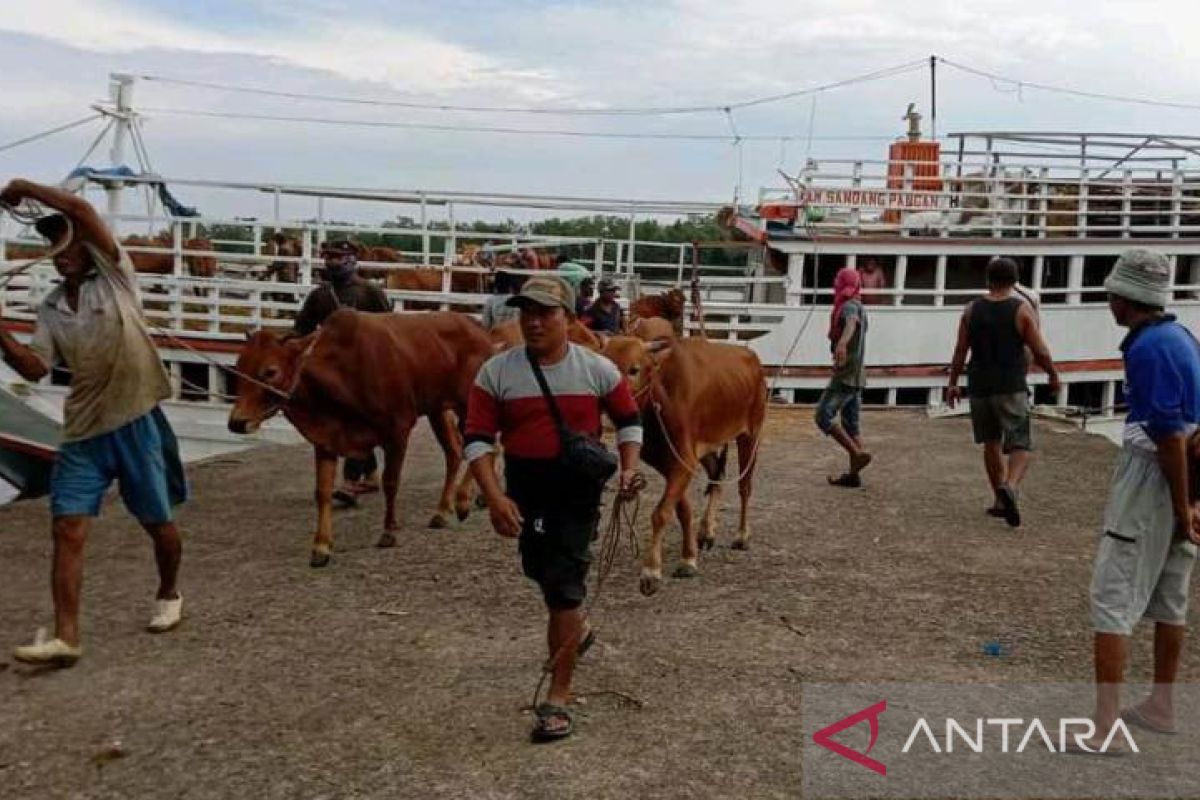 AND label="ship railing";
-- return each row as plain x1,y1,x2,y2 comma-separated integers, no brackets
762,157,1200,239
